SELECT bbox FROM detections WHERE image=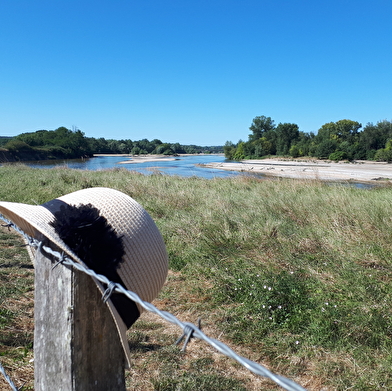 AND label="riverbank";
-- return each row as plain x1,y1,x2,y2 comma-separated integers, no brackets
202,158,392,183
